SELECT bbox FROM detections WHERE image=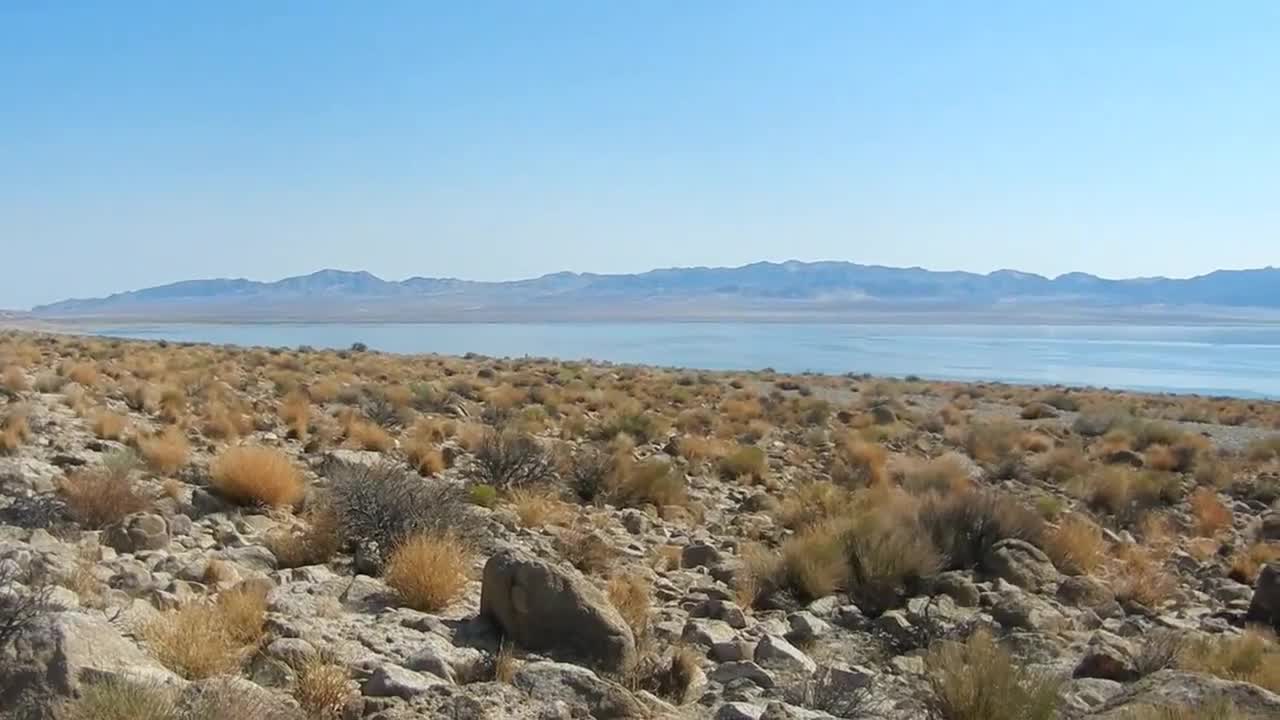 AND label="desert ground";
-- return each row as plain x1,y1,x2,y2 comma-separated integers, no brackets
1,329,1279,719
